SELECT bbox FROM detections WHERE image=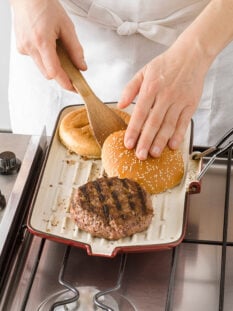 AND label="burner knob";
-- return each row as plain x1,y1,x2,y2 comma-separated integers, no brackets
0,151,21,175
0,190,6,209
